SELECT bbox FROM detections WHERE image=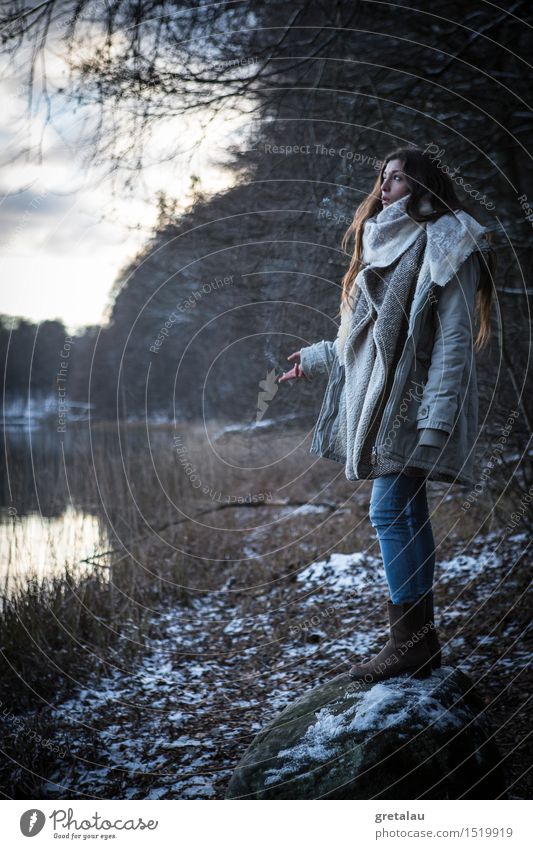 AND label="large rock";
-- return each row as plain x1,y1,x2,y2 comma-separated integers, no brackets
226,668,506,799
